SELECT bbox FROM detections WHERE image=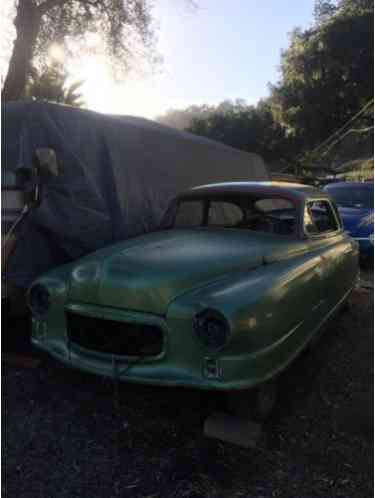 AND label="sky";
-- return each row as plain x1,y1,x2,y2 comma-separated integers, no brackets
1,0,315,119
